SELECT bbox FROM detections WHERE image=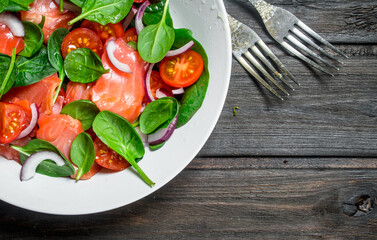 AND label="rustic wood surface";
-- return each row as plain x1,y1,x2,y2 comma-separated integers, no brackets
1,0,377,239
